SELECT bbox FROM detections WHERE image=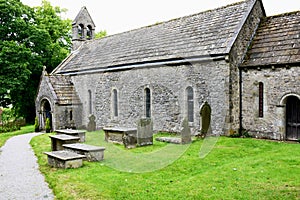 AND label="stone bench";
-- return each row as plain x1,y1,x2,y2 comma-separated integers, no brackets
63,143,105,162
103,127,137,145
56,129,86,142
44,150,86,169
49,134,80,151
